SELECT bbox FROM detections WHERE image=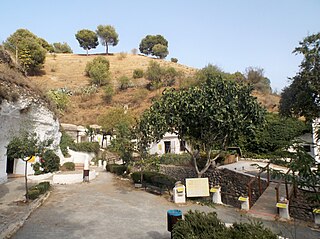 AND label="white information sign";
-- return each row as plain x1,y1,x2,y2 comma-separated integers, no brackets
186,178,210,197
